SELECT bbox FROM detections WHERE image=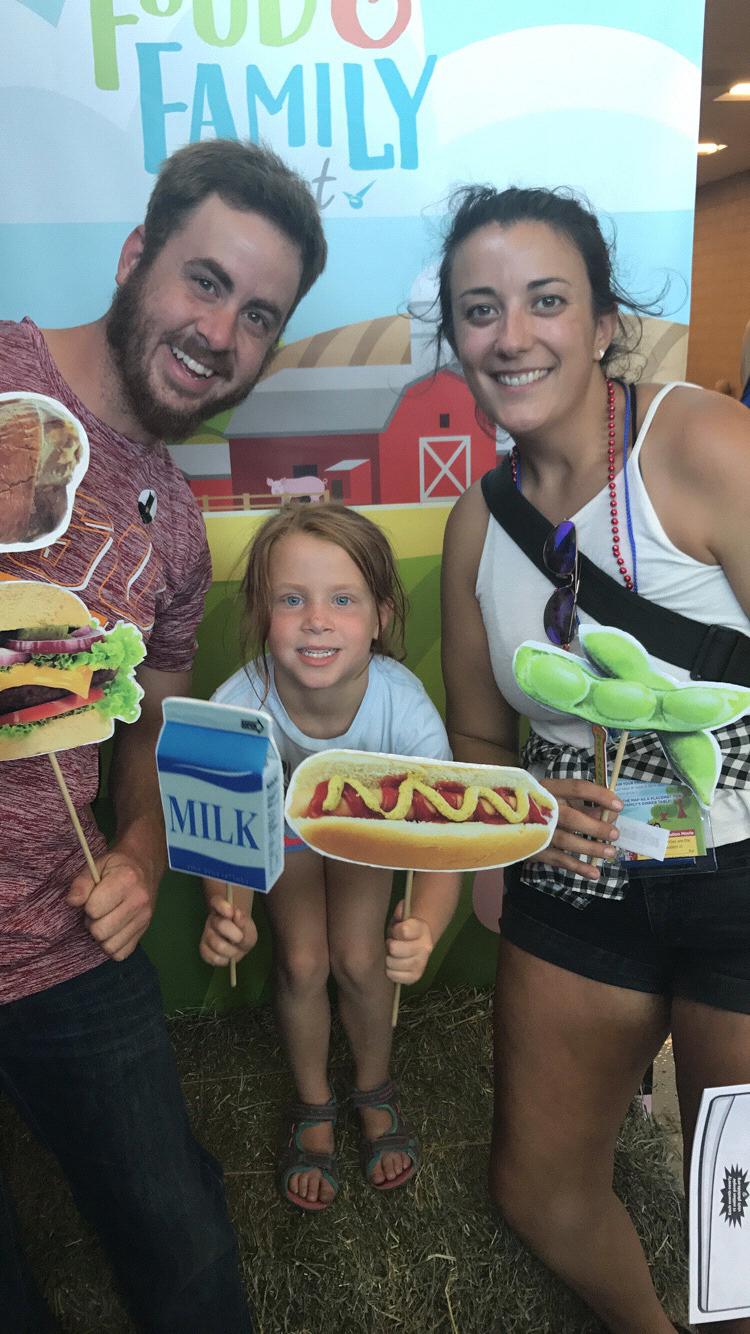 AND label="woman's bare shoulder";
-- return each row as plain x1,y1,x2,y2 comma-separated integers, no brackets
444,478,491,561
